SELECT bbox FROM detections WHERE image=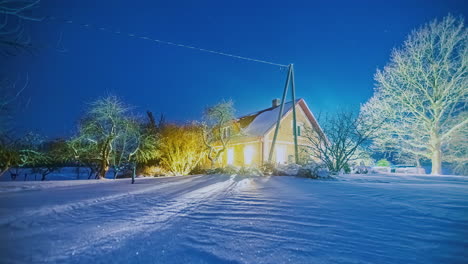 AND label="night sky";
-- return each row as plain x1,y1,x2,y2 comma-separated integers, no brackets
3,0,467,138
